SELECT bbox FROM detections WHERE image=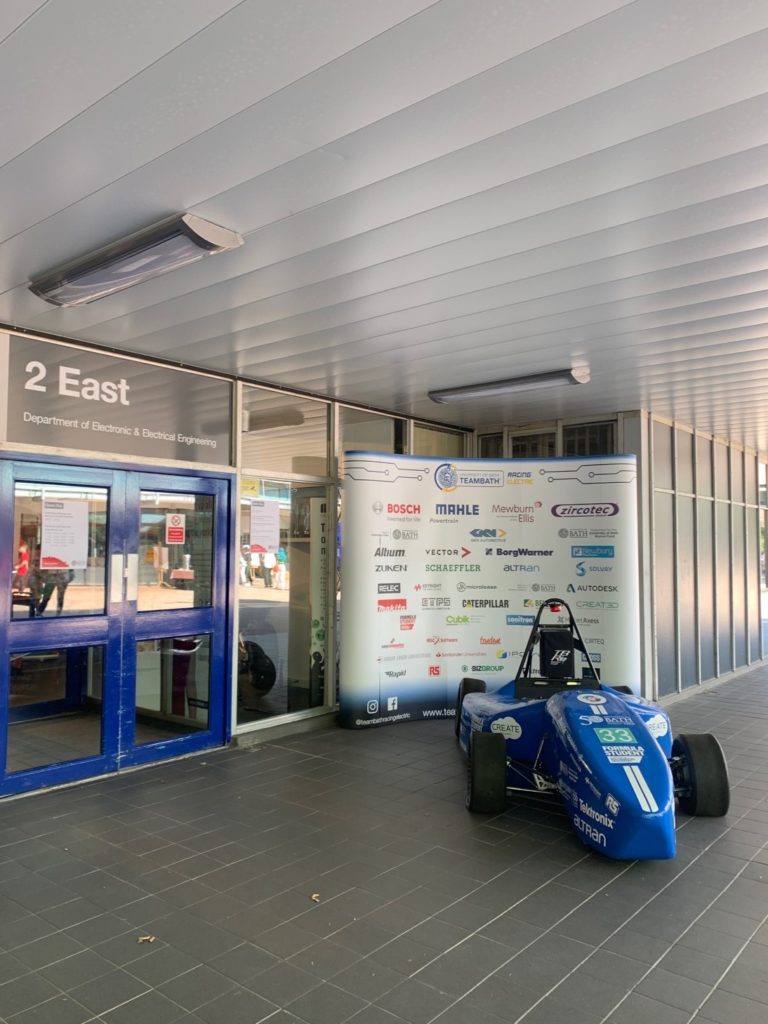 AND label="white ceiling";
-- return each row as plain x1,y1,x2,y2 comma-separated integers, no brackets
2,0,768,451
